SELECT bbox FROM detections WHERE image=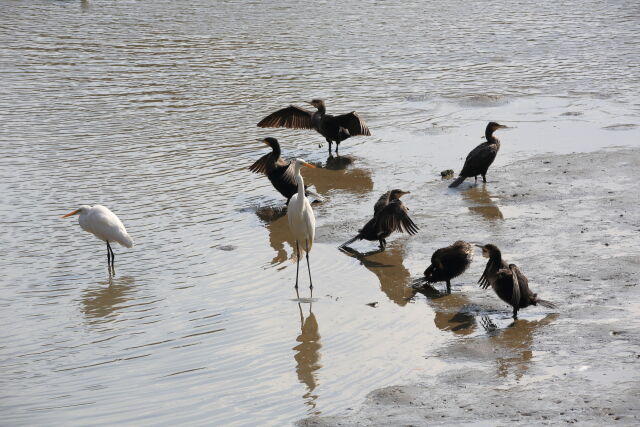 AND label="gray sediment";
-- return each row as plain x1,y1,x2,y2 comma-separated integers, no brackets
300,147,640,426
